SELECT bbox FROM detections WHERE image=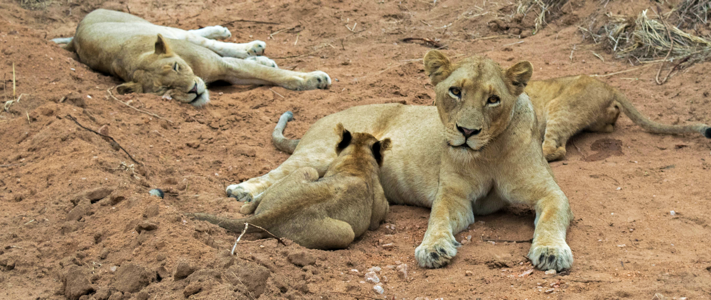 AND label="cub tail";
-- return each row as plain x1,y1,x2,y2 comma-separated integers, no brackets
614,91,710,138
272,111,300,154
